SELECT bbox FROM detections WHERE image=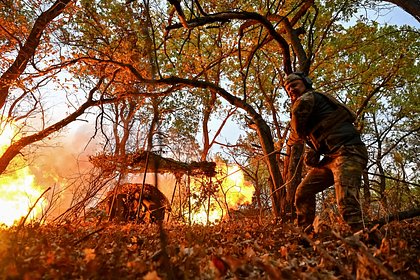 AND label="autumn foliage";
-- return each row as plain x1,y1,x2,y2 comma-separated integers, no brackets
0,1,419,279
1,215,419,279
